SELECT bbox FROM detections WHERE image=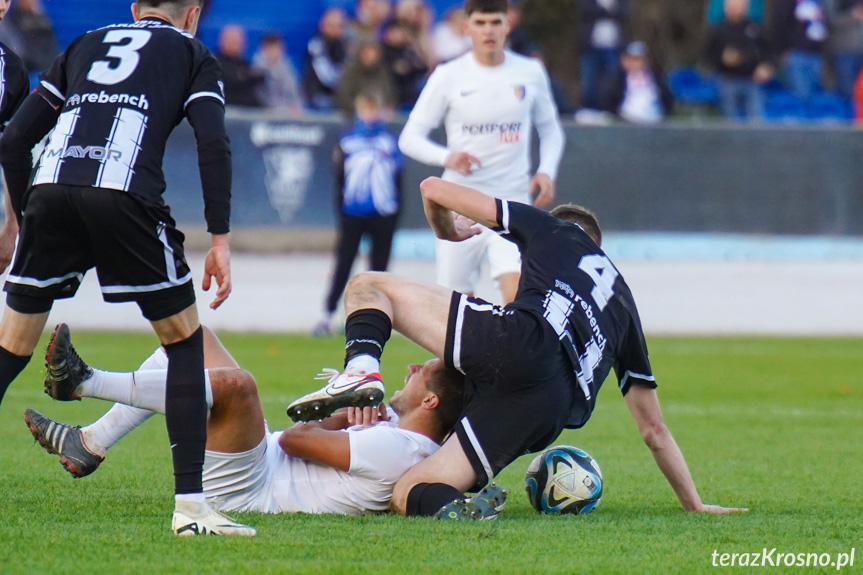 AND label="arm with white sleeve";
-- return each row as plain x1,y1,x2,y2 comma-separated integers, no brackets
398,67,449,166
398,67,481,175
529,61,565,208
